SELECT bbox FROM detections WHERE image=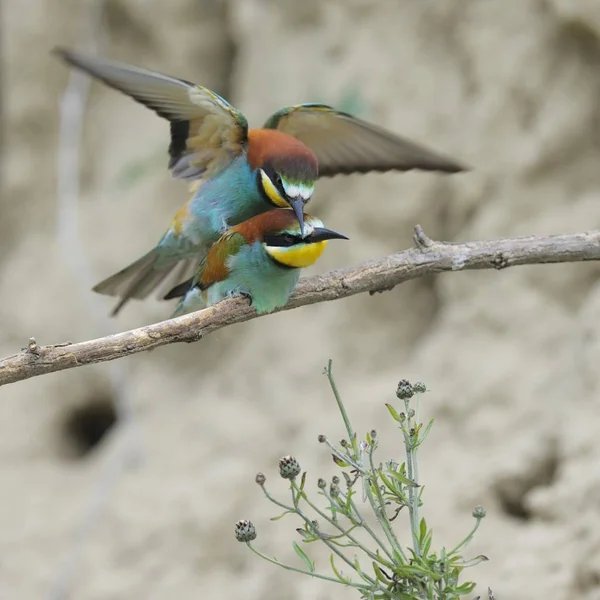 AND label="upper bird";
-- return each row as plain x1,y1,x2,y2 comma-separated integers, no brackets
54,48,467,316
164,209,348,317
